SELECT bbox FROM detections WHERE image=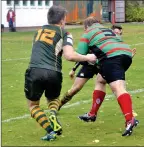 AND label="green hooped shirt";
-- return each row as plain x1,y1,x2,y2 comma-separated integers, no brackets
77,23,132,63
29,25,73,73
